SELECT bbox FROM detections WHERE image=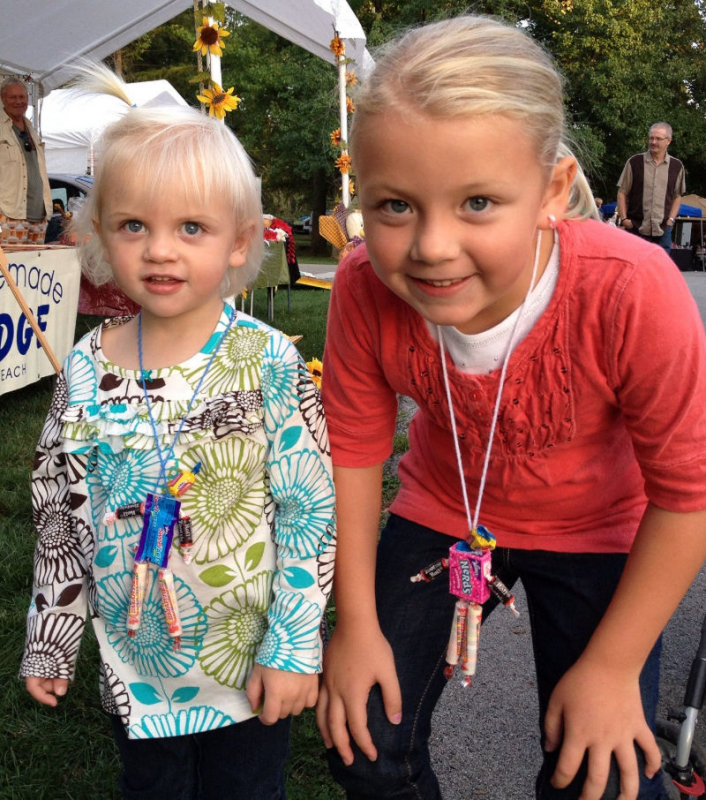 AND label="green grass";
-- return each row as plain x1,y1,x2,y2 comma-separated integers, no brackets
293,235,338,265
0,285,409,799
243,283,331,363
